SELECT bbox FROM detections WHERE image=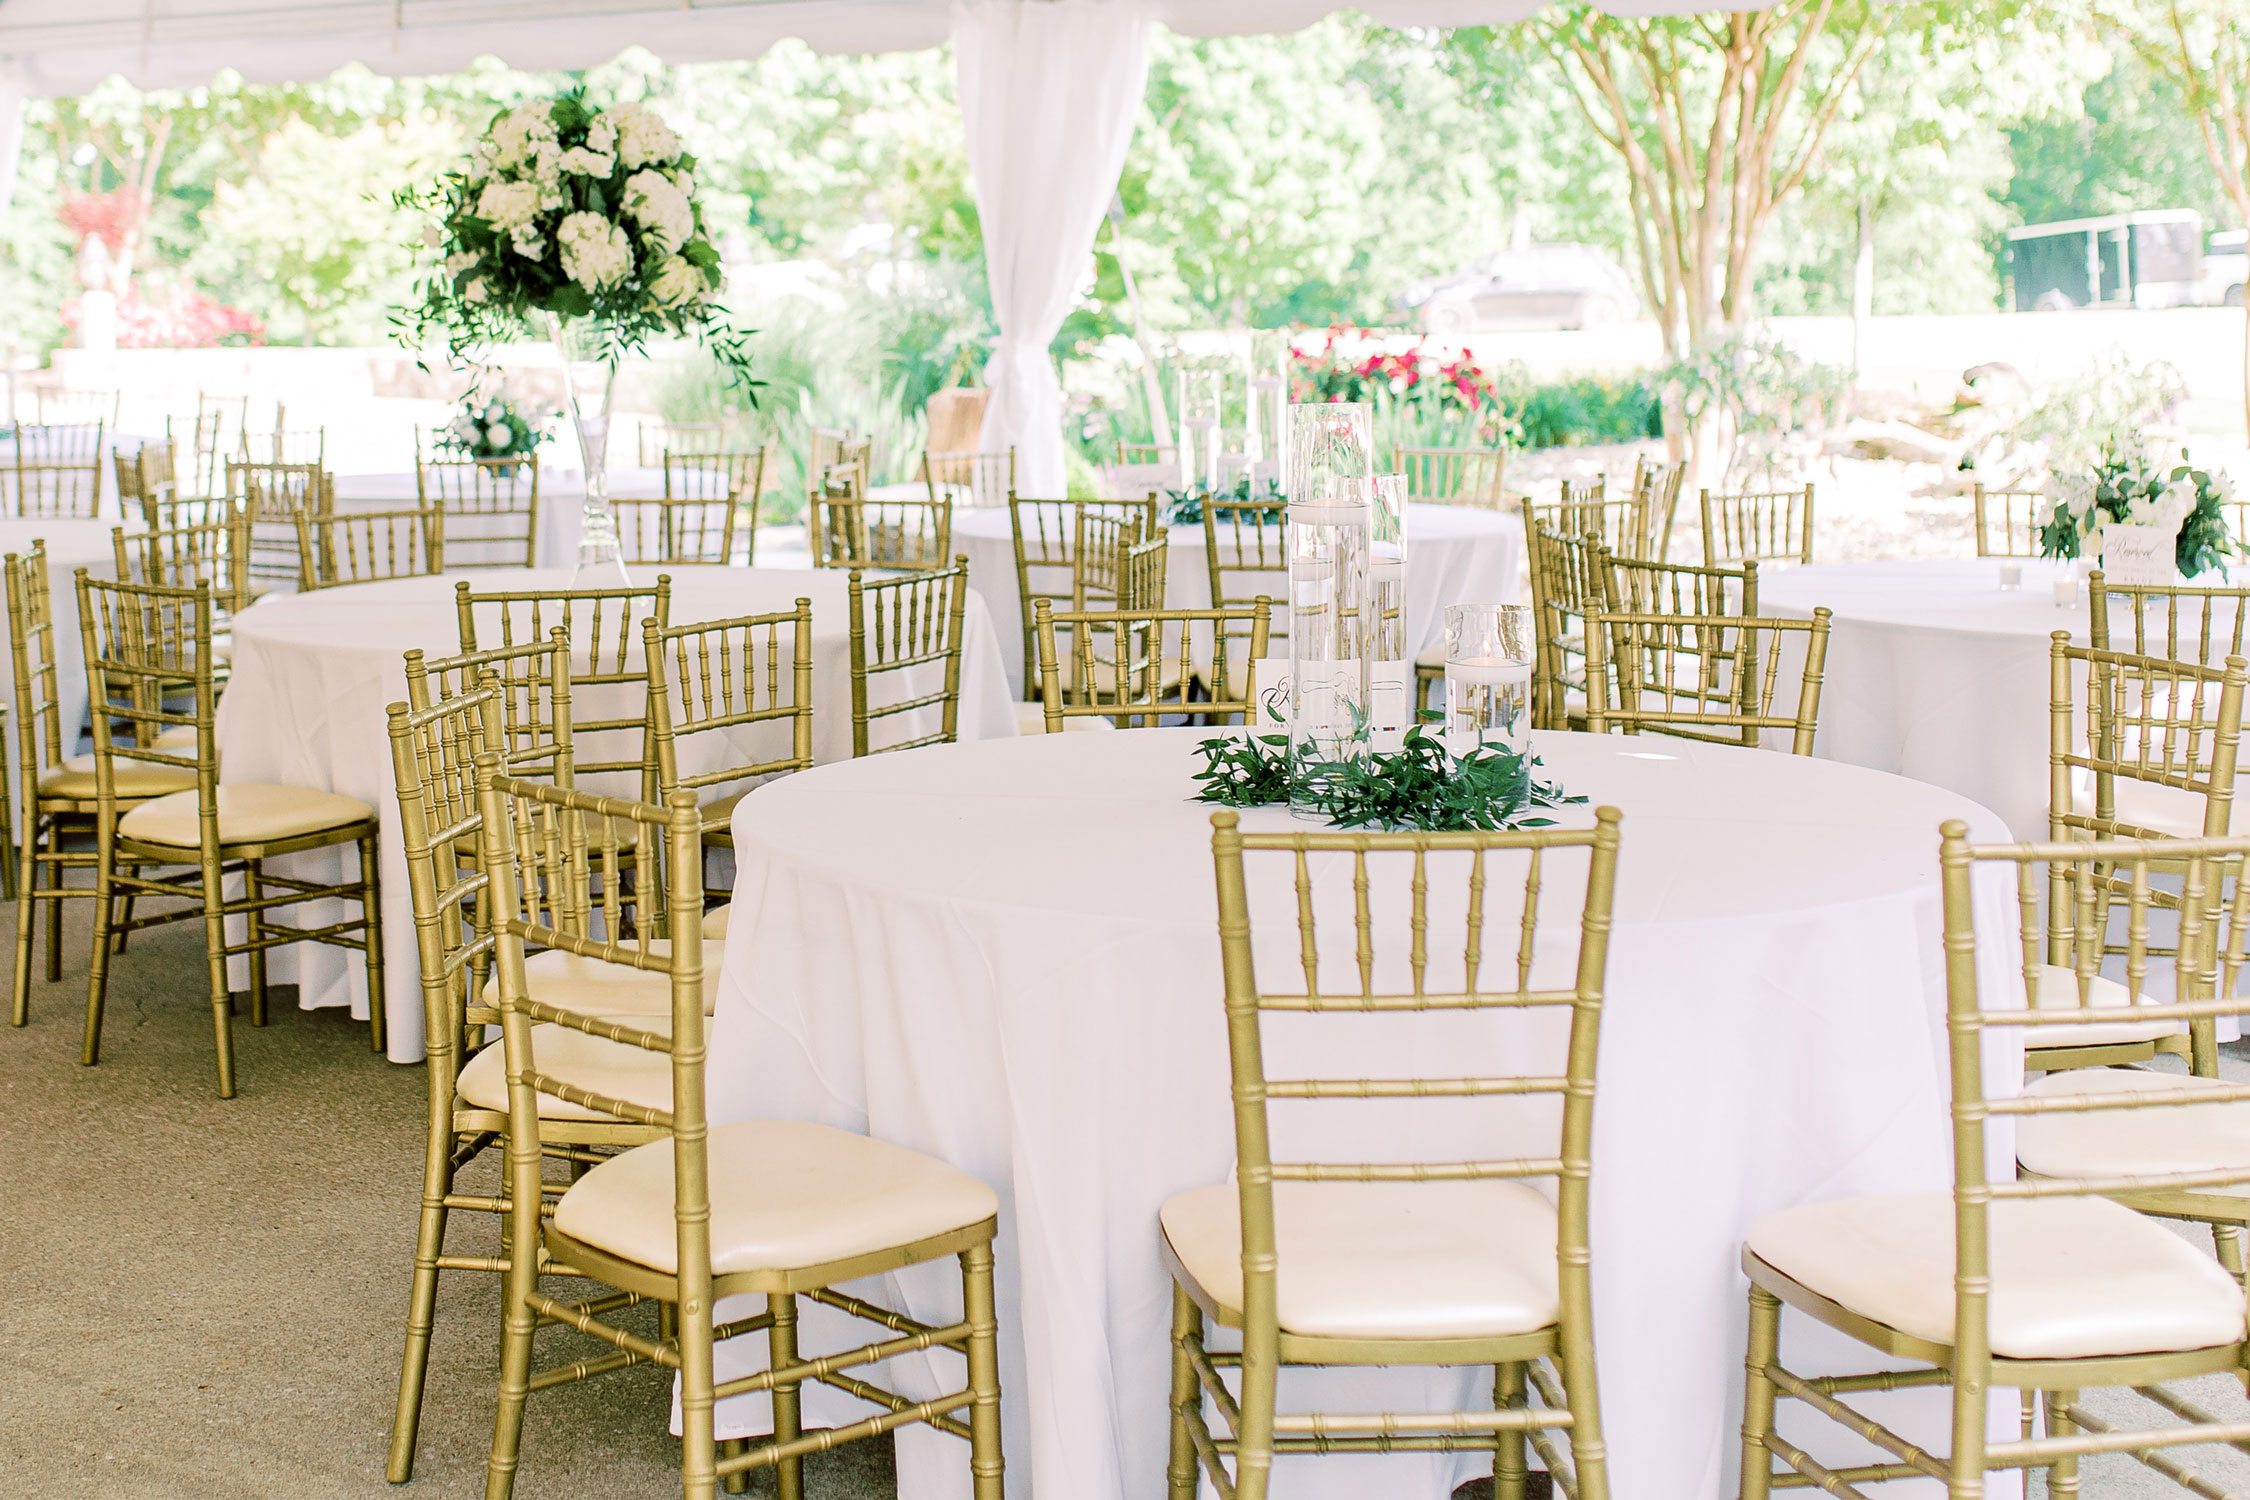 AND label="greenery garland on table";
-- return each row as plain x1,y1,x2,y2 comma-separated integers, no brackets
1163,471,1286,527
1192,722,1585,832
2035,442,2241,579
